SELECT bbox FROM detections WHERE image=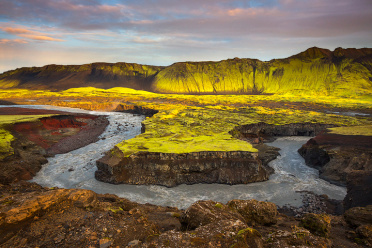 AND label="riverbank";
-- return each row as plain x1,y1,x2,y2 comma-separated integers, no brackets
0,106,360,208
